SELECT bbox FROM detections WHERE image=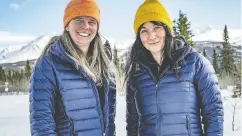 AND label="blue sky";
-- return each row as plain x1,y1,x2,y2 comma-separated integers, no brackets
0,0,241,49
